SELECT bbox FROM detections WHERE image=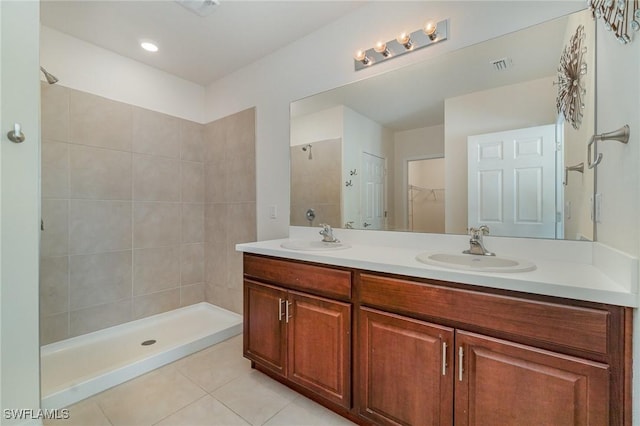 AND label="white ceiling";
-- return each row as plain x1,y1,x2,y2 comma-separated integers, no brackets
40,0,366,86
